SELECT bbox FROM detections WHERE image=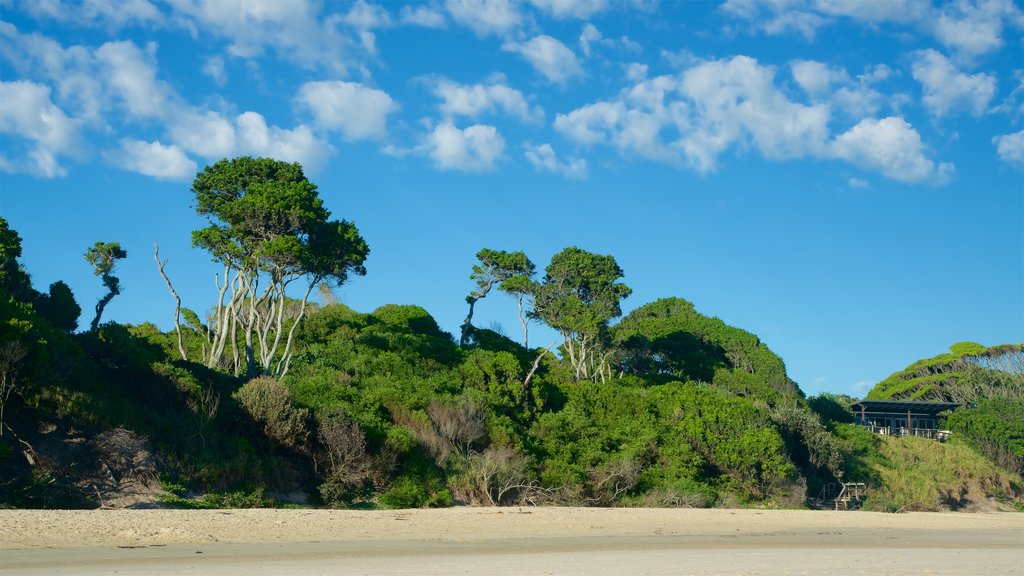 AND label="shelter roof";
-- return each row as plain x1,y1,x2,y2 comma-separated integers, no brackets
850,400,964,415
